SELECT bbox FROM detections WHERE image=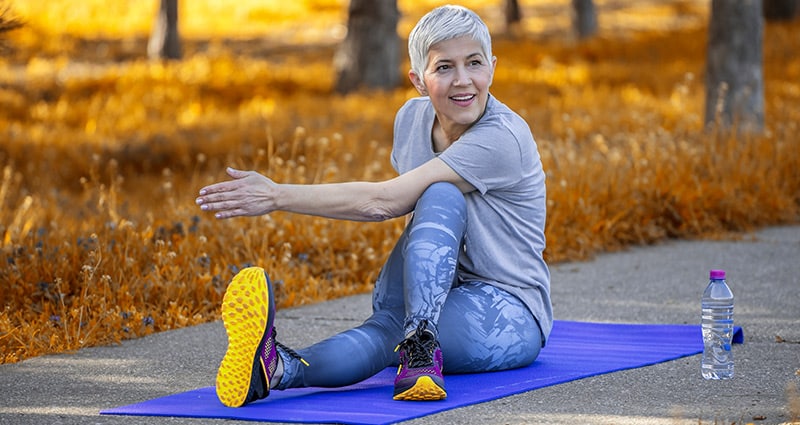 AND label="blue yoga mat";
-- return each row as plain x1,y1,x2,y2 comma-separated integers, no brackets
102,321,744,425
